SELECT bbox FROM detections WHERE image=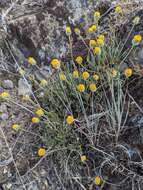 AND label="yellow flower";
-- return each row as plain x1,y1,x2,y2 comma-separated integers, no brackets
32,117,40,124
93,47,101,55
133,16,140,25
11,124,20,131
89,83,97,92
87,27,93,33
115,5,122,14
0,92,10,98
77,84,85,92
59,73,66,81
94,176,102,186
35,108,44,117
82,71,90,80
74,28,80,35
80,155,87,162
124,68,133,78
19,68,25,75
97,38,104,46
66,115,74,125
91,24,97,31
72,70,79,79
111,69,118,77
93,74,99,81
66,26,71,35
75,56,83,64
40,79,48,87
89,39,97,47
51,59,60,69
28,57,36,65
94,11,101,18
132,34,142,45
38,148,46,157
98,34,104,41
